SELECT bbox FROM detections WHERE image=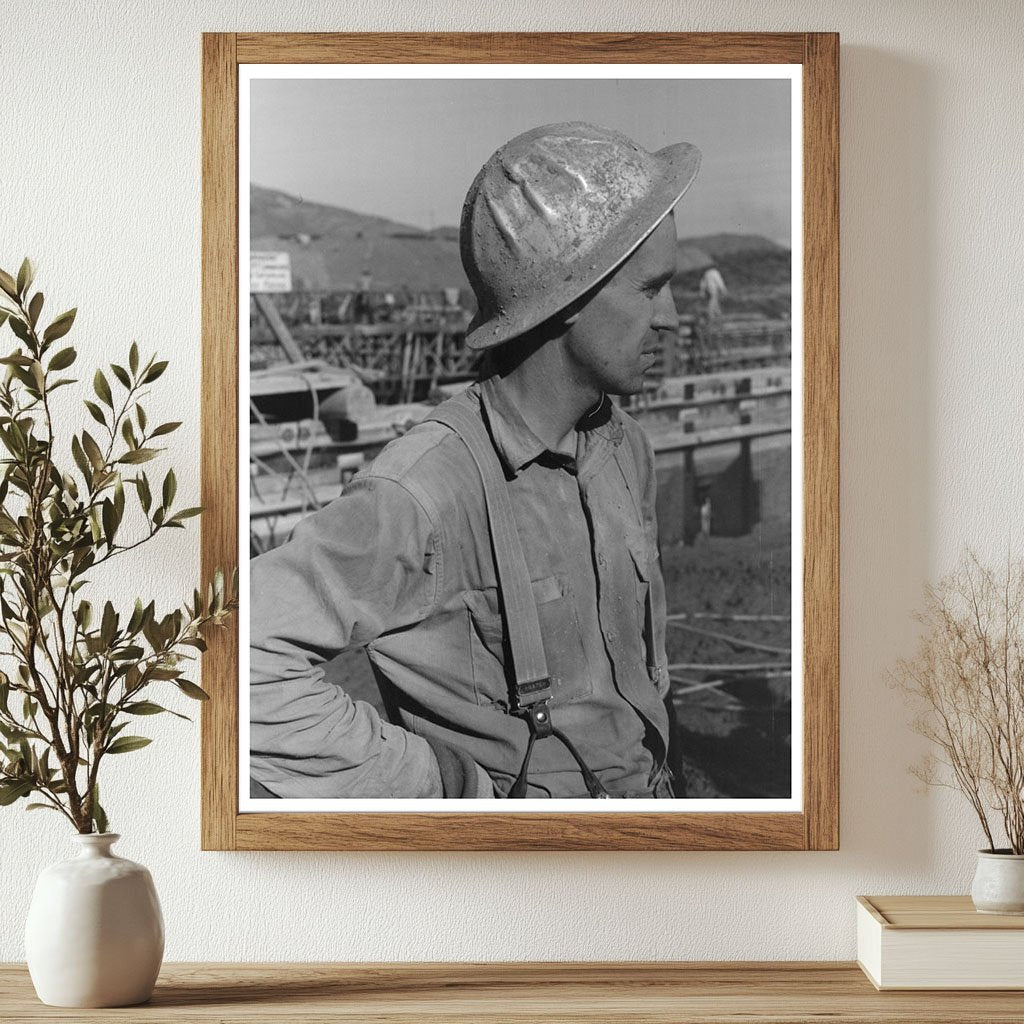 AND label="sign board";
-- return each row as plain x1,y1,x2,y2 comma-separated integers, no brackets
250,251,292,293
